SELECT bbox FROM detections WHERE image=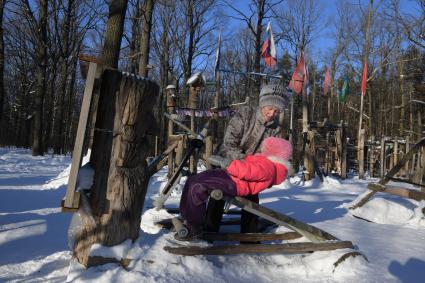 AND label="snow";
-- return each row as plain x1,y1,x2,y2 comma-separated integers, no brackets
1,147,425,283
